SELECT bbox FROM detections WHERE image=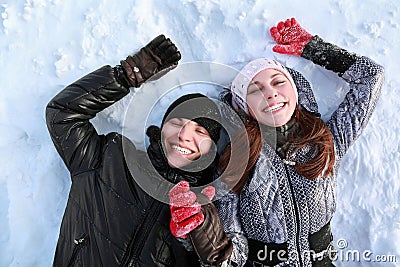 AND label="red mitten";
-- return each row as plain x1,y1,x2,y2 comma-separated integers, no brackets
169,182,215,238
269,17,313,56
